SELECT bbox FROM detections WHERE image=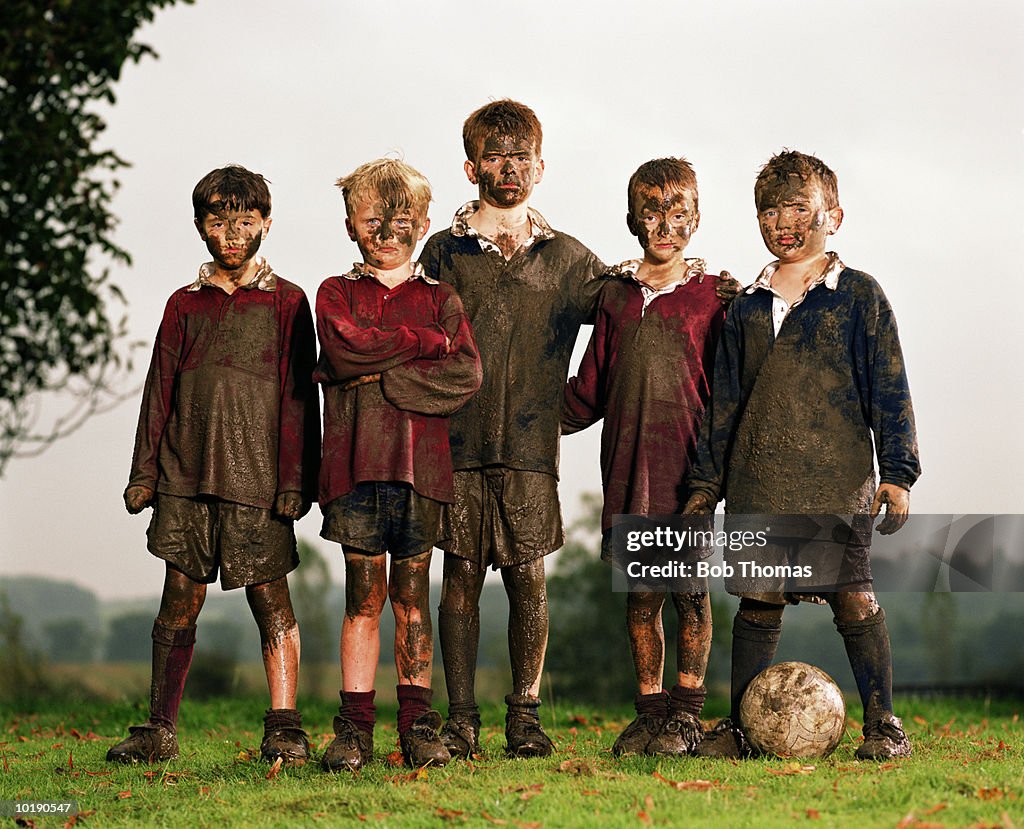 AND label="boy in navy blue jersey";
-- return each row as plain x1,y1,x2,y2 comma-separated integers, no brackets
686,151,920,761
